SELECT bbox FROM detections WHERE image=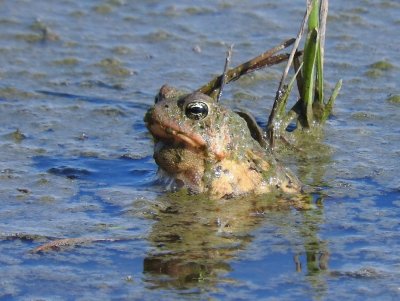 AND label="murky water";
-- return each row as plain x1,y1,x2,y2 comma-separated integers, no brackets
1,0,399,300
